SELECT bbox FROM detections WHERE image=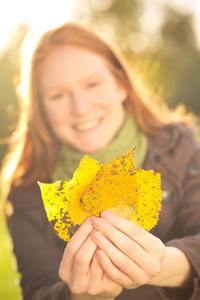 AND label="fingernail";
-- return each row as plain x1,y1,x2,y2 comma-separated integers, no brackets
94,218,104,228
101,211,111,219
93,232,103,242
97,250,105,259
87,216,96,223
